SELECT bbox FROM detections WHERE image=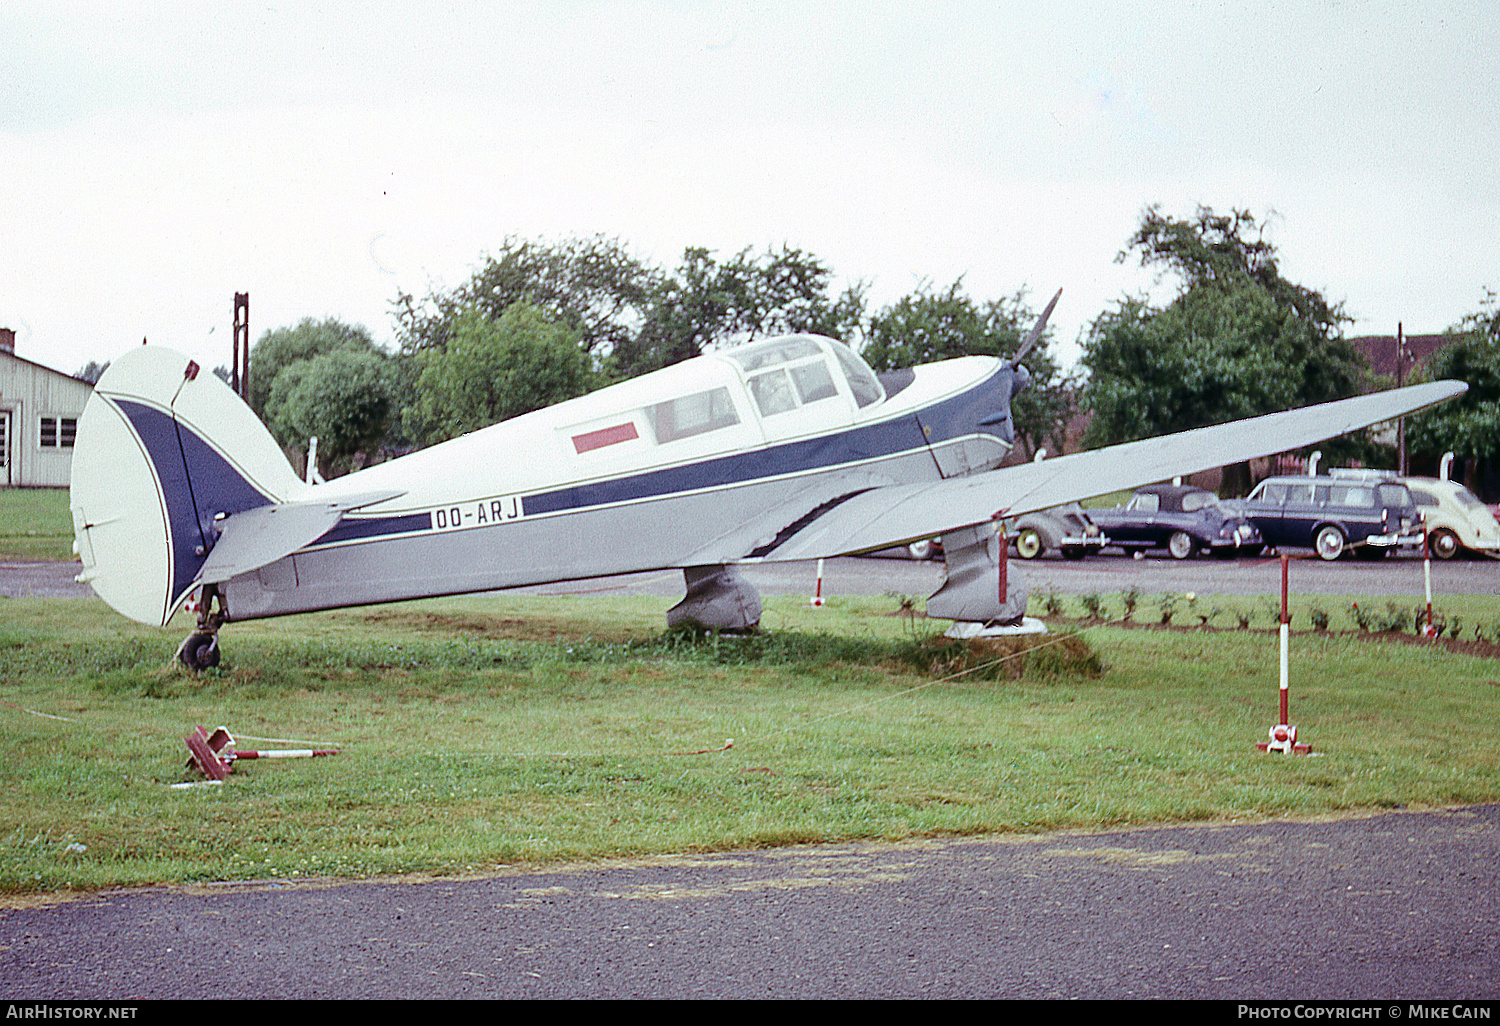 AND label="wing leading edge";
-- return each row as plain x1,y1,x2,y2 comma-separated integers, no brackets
756,379,1468,562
